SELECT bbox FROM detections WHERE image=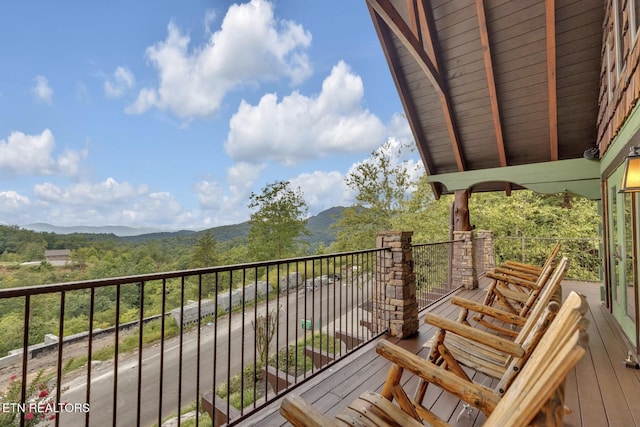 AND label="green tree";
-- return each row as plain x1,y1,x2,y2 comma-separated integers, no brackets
190,231,218,268
393,173,453,242
247,181,309,261
332,140,415,250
